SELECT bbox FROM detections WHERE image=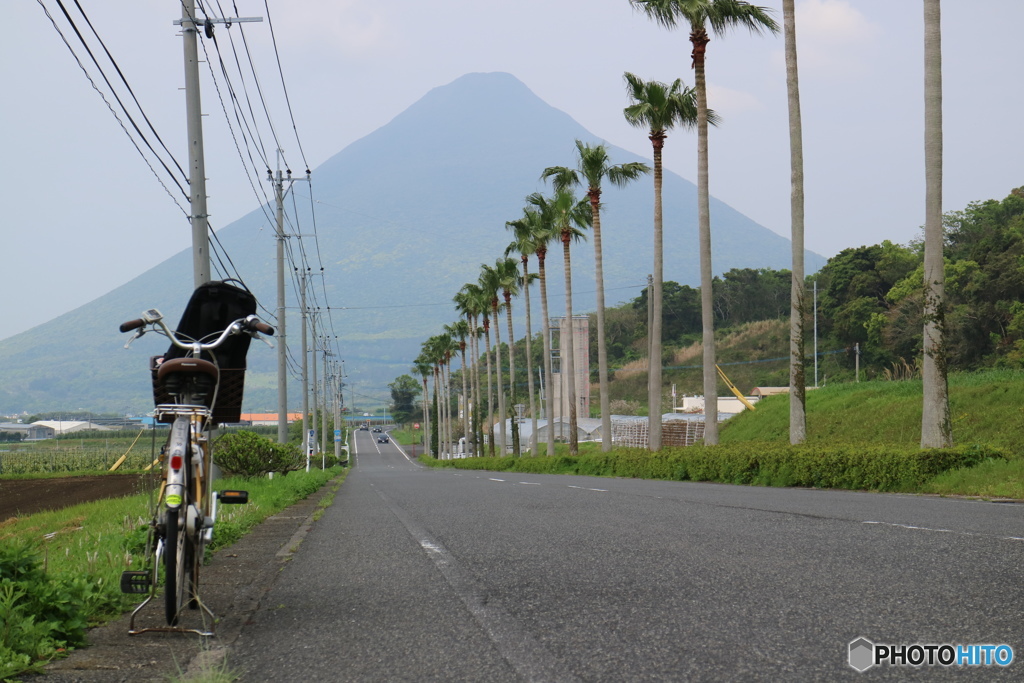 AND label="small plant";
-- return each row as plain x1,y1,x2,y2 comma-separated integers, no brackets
882,357,920,381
